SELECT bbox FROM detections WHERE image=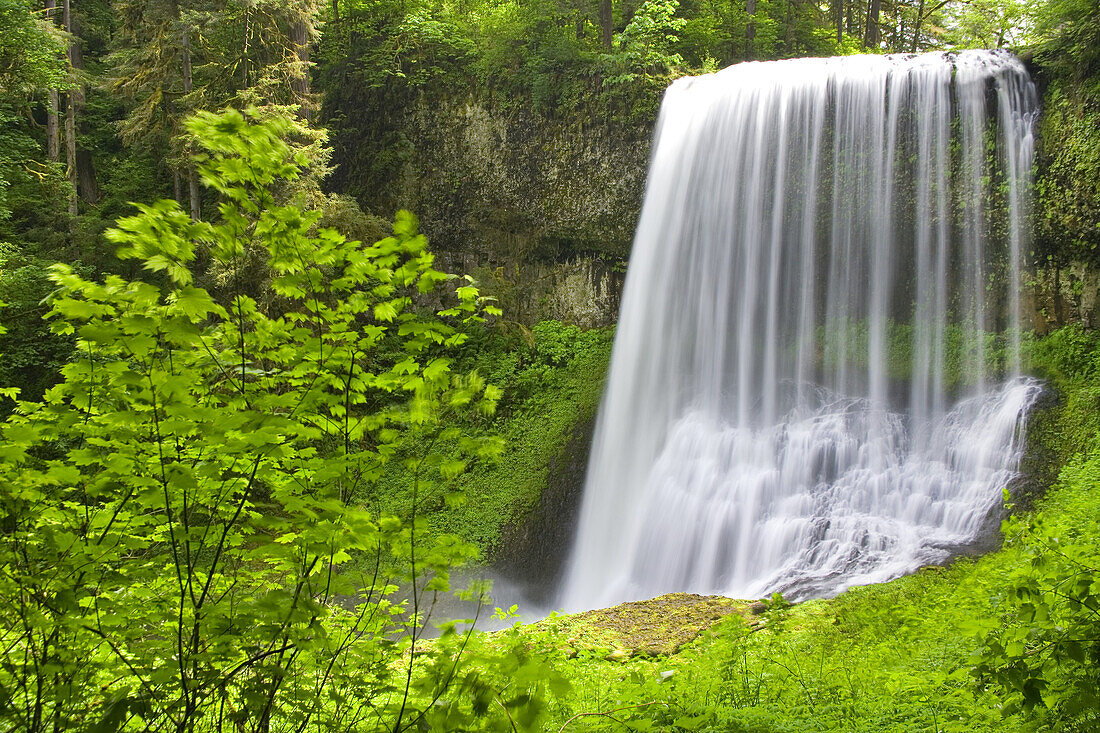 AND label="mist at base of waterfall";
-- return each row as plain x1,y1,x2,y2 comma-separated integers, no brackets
601,378,1038,604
